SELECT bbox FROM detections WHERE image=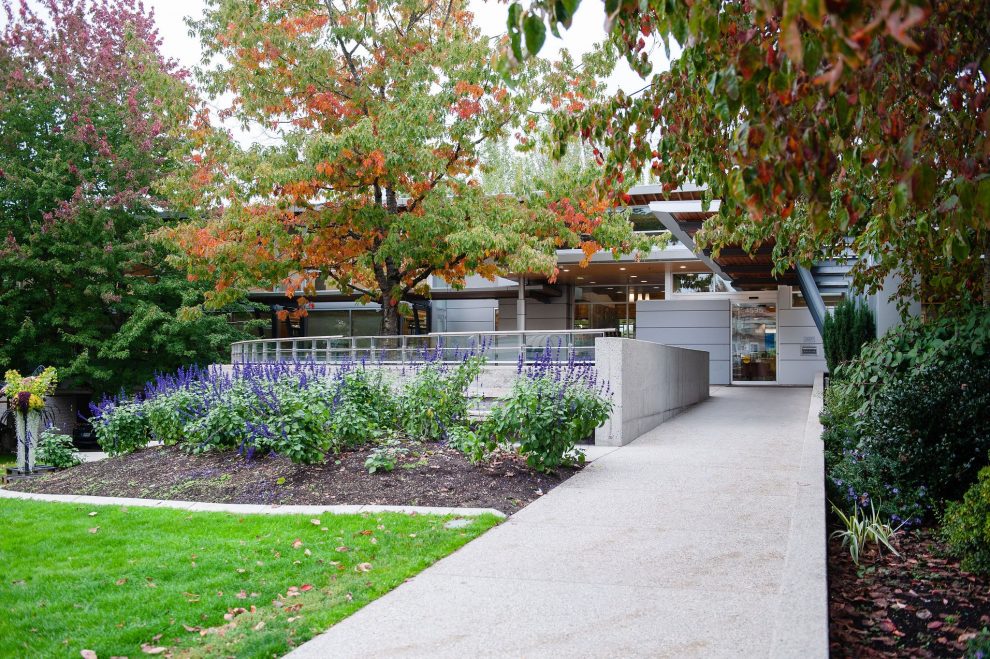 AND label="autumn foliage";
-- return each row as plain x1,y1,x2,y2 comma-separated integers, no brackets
515,0,990,311
166,0,644,334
